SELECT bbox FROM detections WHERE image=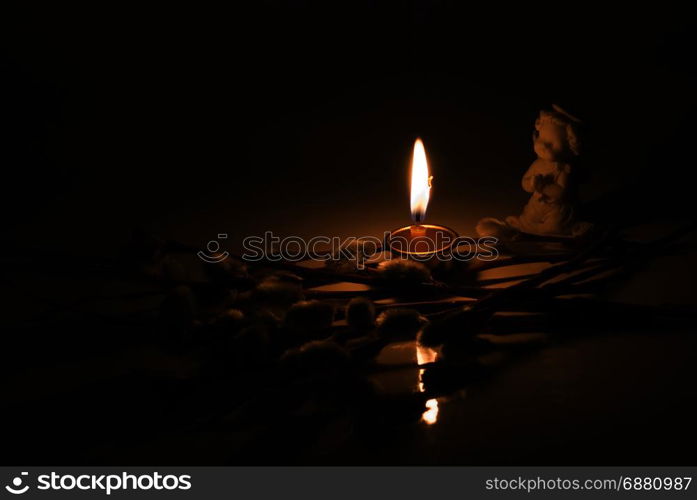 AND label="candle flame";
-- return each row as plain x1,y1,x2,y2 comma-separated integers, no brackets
410,138,432,223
